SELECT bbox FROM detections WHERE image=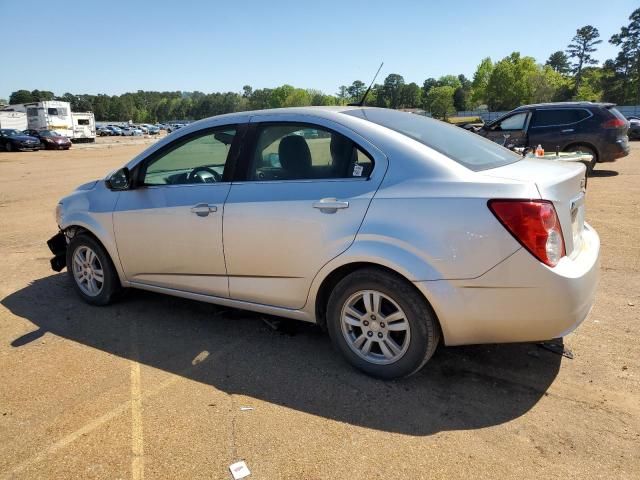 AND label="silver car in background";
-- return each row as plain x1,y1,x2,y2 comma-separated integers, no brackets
48,107,600,378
